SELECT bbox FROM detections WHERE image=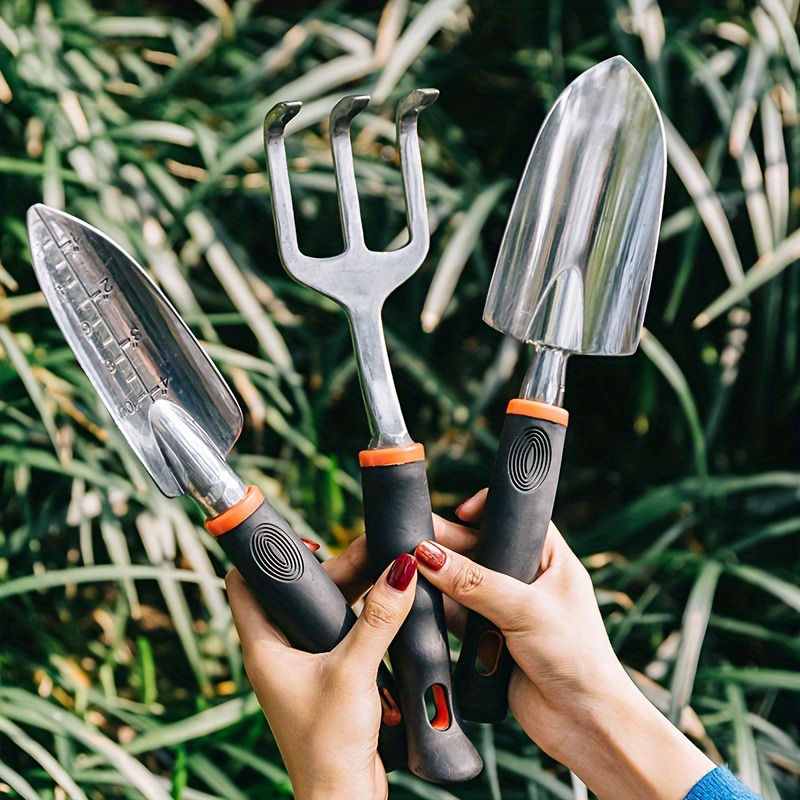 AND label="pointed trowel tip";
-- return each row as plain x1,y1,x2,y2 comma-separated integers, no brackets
606,54,634,70
26,204,82,251
579,55,646,90
27,203,66,223
26,202,48,227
